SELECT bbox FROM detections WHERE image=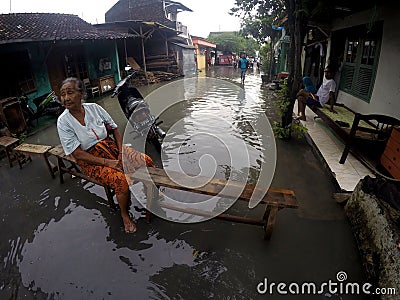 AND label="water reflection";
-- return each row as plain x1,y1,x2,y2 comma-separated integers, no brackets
151,76,274,181
129,76,276,221
17,205,198,299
